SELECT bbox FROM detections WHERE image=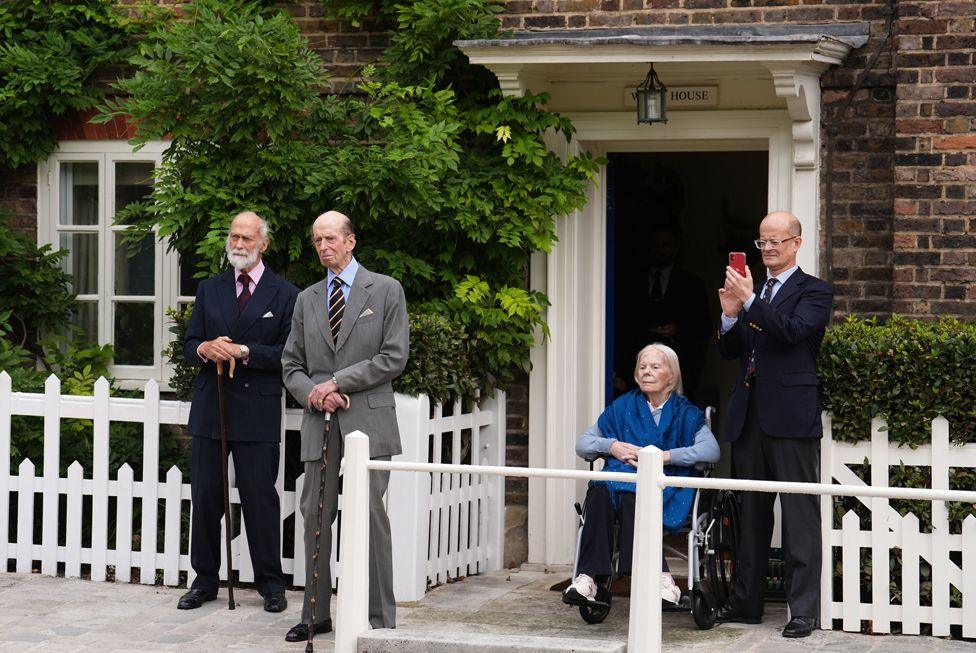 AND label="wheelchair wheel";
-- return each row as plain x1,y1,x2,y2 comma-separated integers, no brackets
579,584,612,624
705,489,740,607
691,587,717,630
